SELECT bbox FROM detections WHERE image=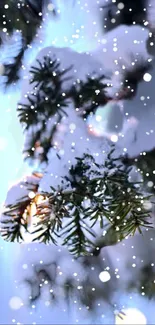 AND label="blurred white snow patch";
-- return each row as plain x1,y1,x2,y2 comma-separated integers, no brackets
4,174,41,206
87,101,139,145
87,101,124,138
20,46,103,106
9,296,23,310
93,25,151,75
43,0,106,52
